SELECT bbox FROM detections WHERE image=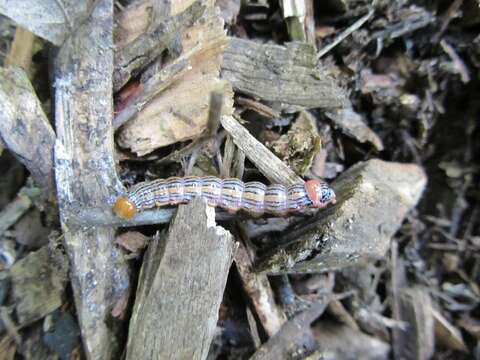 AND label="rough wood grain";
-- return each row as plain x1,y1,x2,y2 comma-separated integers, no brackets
53,1,129,358
117,4,233,156
256,159,427,274
113,0,206,91
0,67,56,201
0,0,91,45
221,115,303,186
222,37,347,111
126,197,236,360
